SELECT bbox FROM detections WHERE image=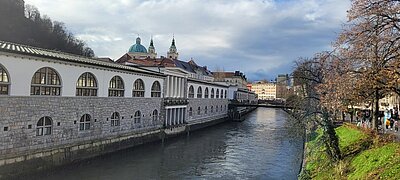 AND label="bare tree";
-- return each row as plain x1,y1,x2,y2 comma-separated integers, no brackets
335,0,400,130
292,54,342,162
